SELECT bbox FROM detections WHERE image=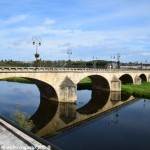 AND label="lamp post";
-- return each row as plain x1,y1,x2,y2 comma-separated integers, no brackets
67,48,72,61
111,55,116,69
92,56,97,68
110,54,120,69
67,48,72,67
145,59,148,68
117,53,120,69
32,37,42,68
